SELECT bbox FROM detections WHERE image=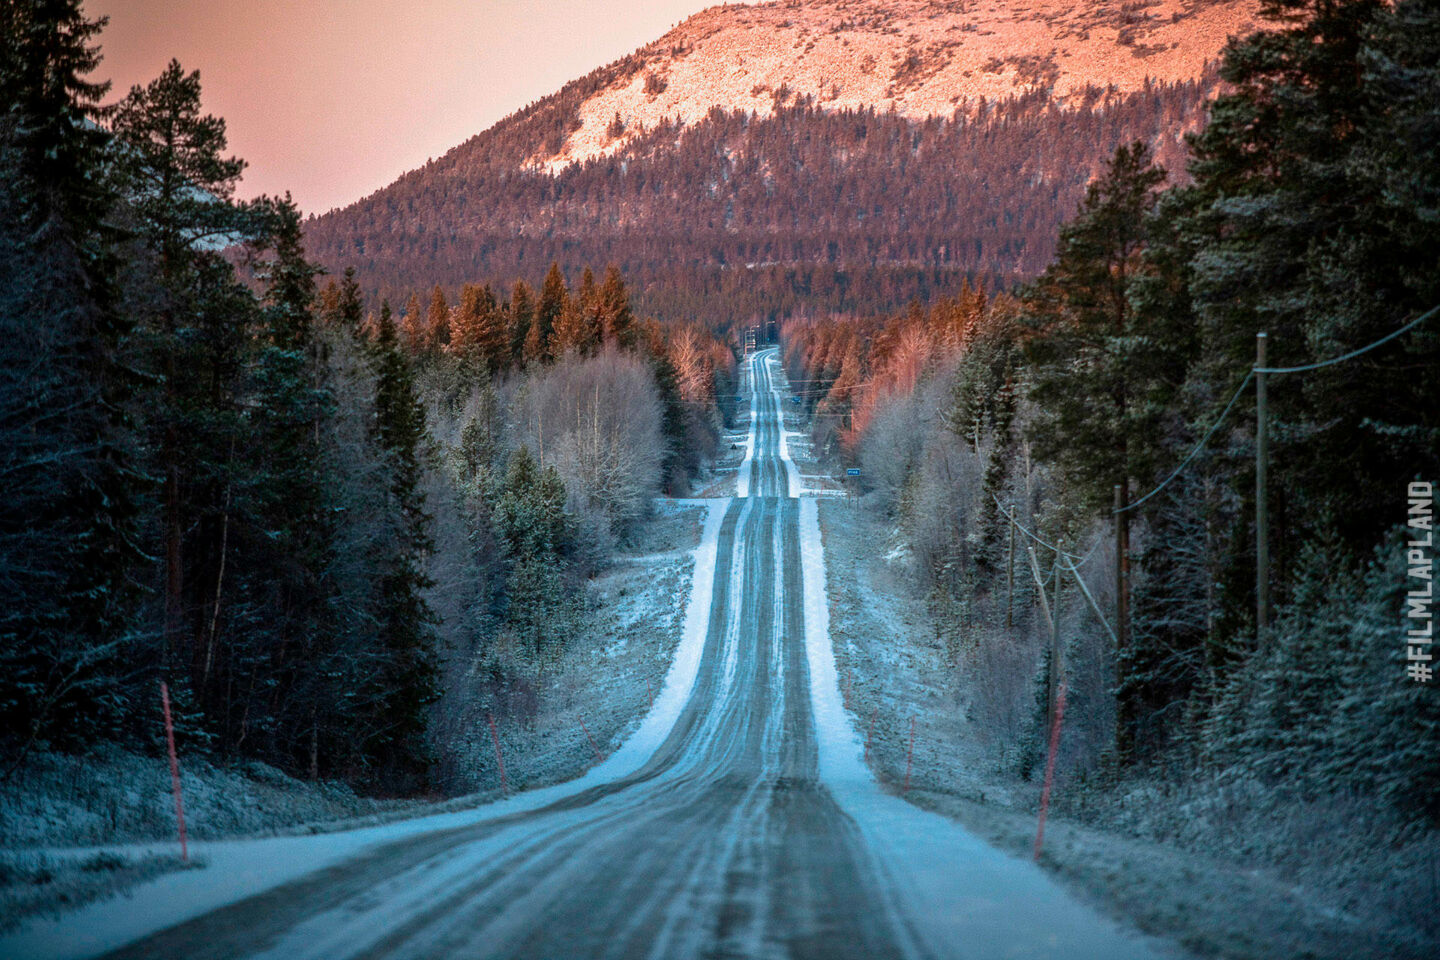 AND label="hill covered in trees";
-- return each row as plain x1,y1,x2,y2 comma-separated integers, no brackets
302,0,1258,329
